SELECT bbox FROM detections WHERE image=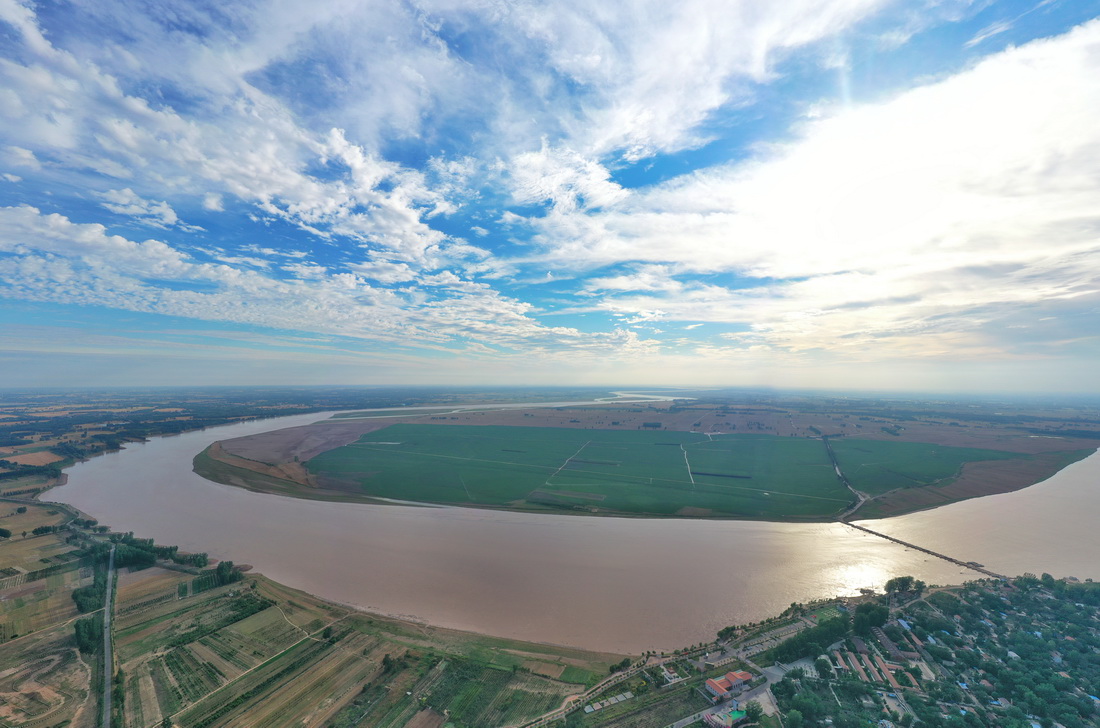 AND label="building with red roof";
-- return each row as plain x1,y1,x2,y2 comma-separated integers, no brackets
705,670,754,701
